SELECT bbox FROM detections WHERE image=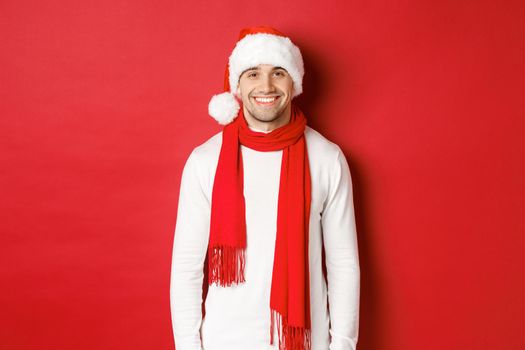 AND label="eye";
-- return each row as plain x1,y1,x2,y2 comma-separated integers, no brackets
247,72,257,78
274,70,286,77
